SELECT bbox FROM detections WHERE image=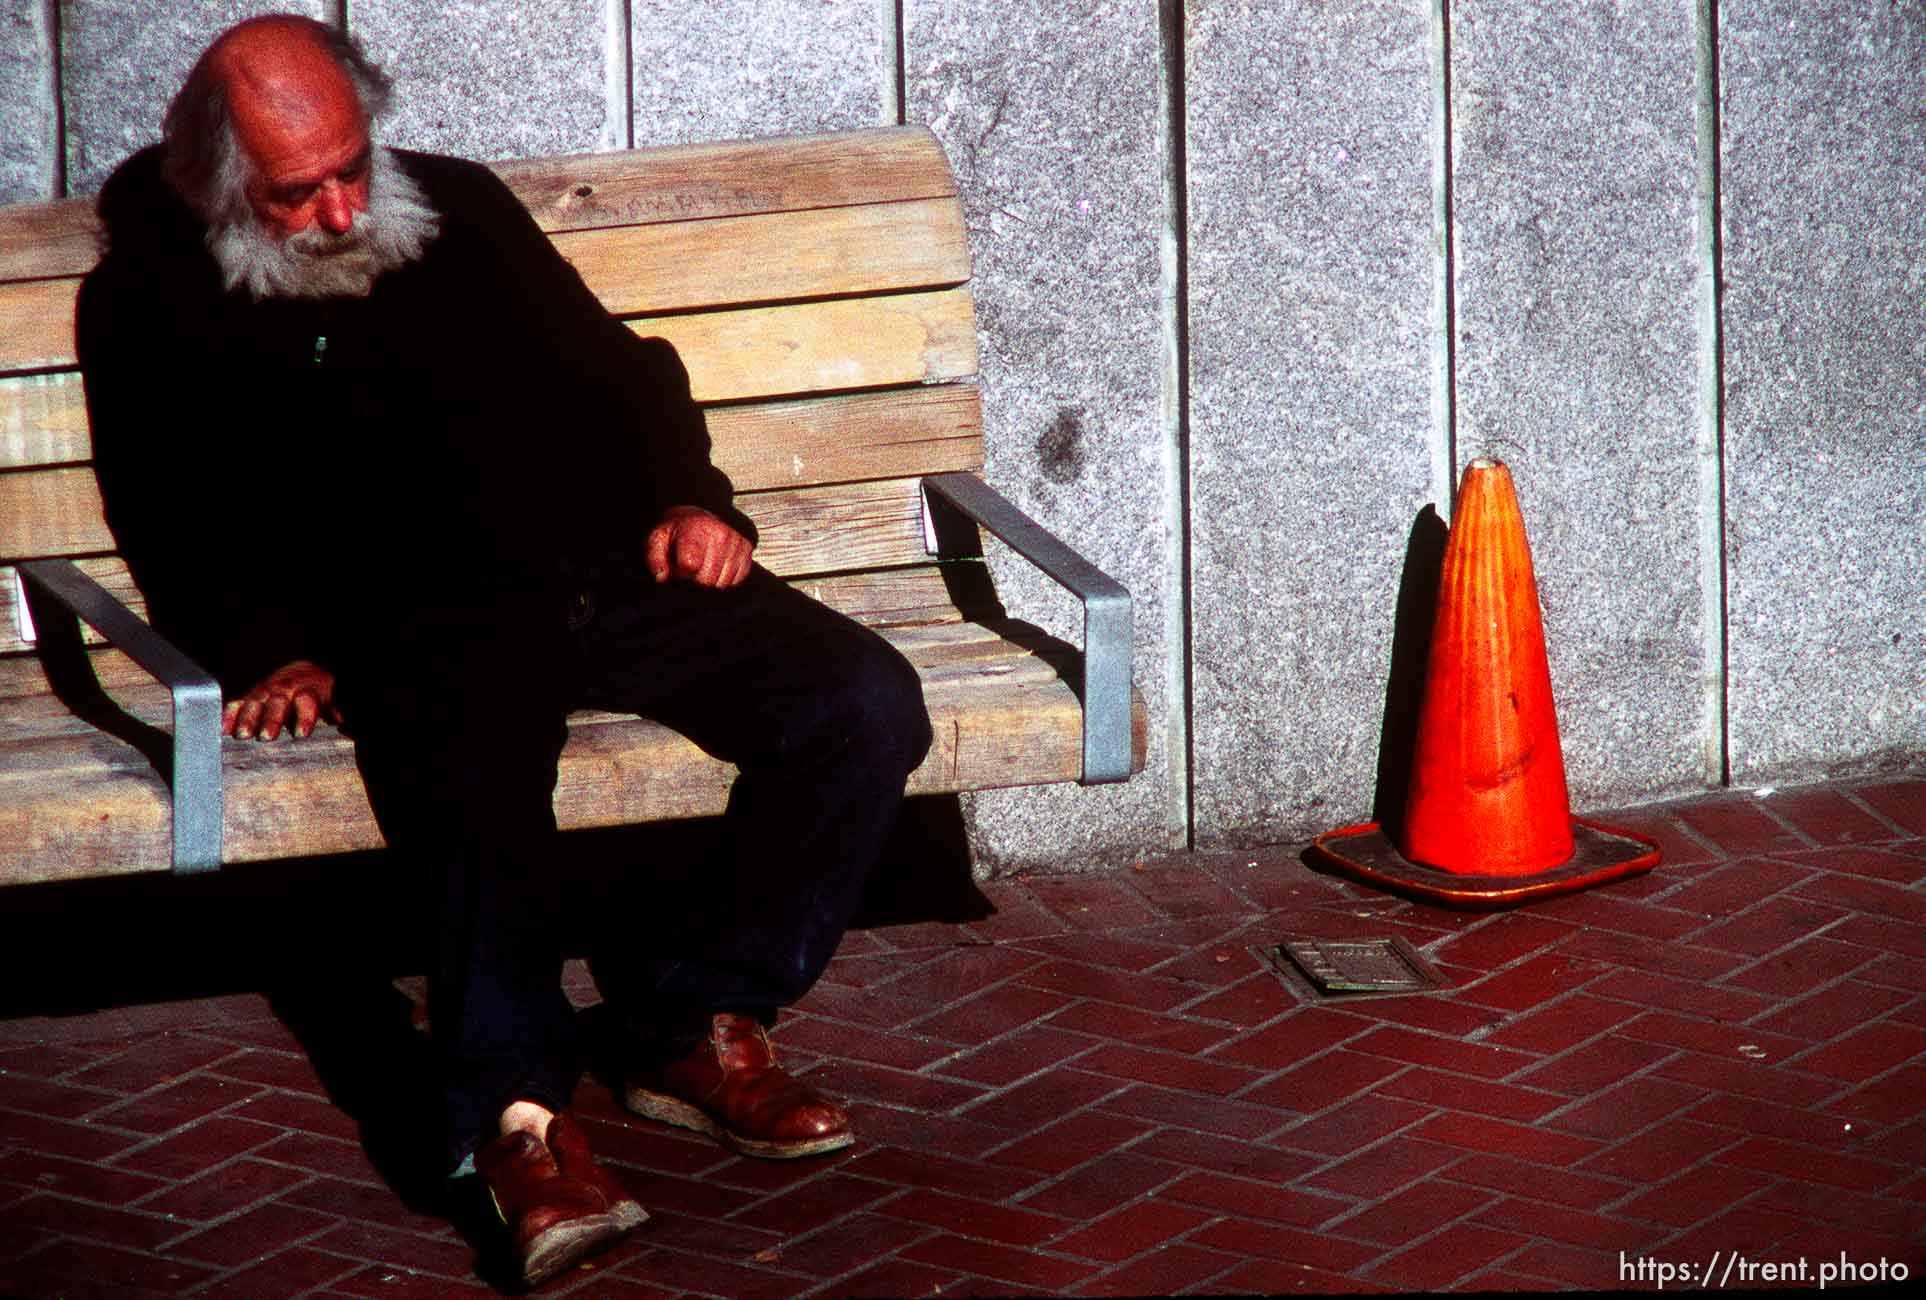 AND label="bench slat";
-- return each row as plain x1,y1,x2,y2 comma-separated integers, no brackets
745,476,931,577
643,288,978,403
712,384,981,490
791,567,974,626
0,561,972,665
0,618,1069,731
0,615,1048,741
0,196,99,283
2,375,982,479
558,197,967,318
0,284,978,400
0,468,934,577
0,279,74,374
0,127,956,284
0,373,92,469
496,127,957,233
0,466,109,557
